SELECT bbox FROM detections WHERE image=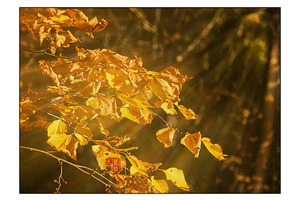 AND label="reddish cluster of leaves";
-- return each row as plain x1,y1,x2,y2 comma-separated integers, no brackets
20,8,227,193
